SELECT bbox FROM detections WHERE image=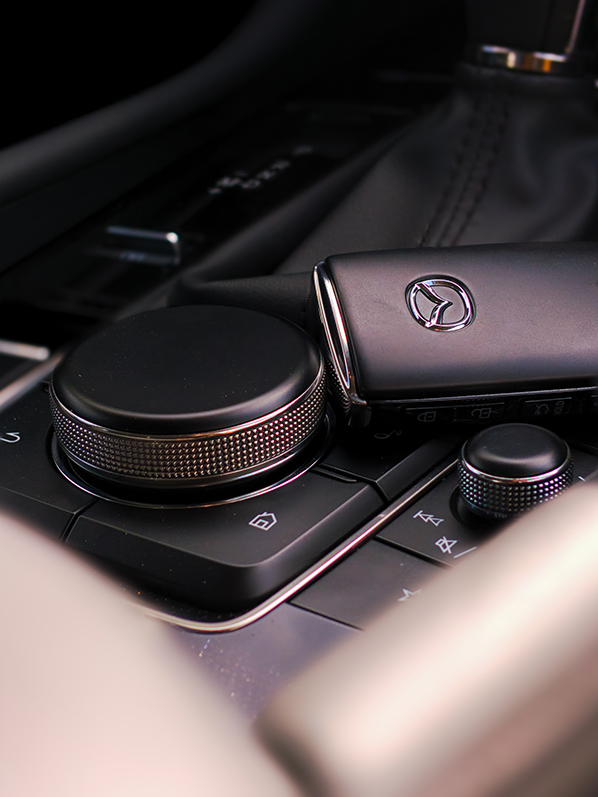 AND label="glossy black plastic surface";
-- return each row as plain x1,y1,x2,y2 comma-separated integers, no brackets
66,470,383,608
378,473,481,566
0,386,94,521
292,540,439,628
